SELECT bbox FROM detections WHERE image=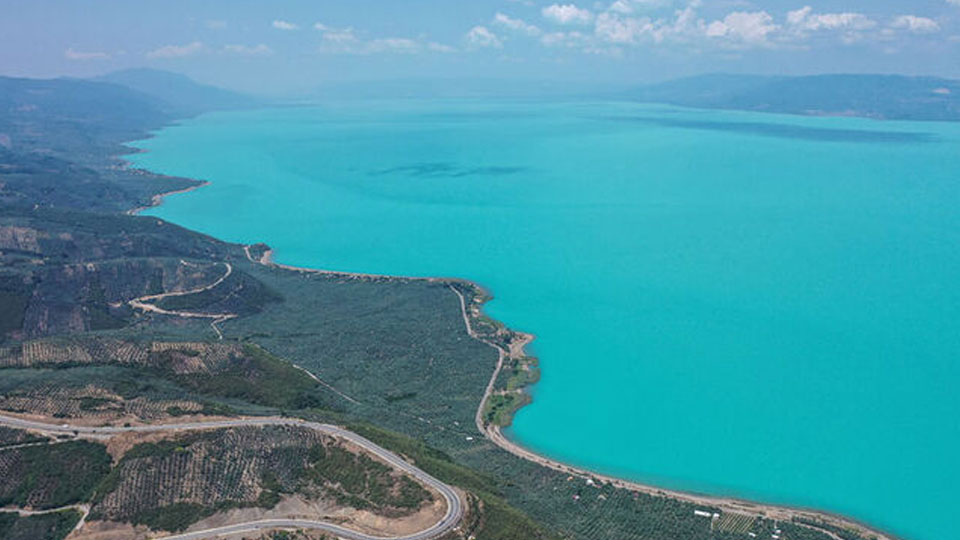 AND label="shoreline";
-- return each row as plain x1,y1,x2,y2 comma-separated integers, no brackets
126,180,210,216
248,240,900,540
128,142,902,540
452,291,900,540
